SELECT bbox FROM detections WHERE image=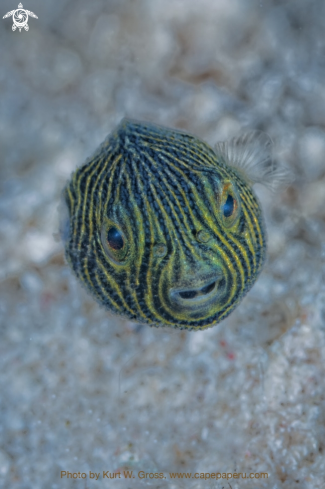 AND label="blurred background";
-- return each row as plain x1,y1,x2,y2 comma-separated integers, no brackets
1,0,325,487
